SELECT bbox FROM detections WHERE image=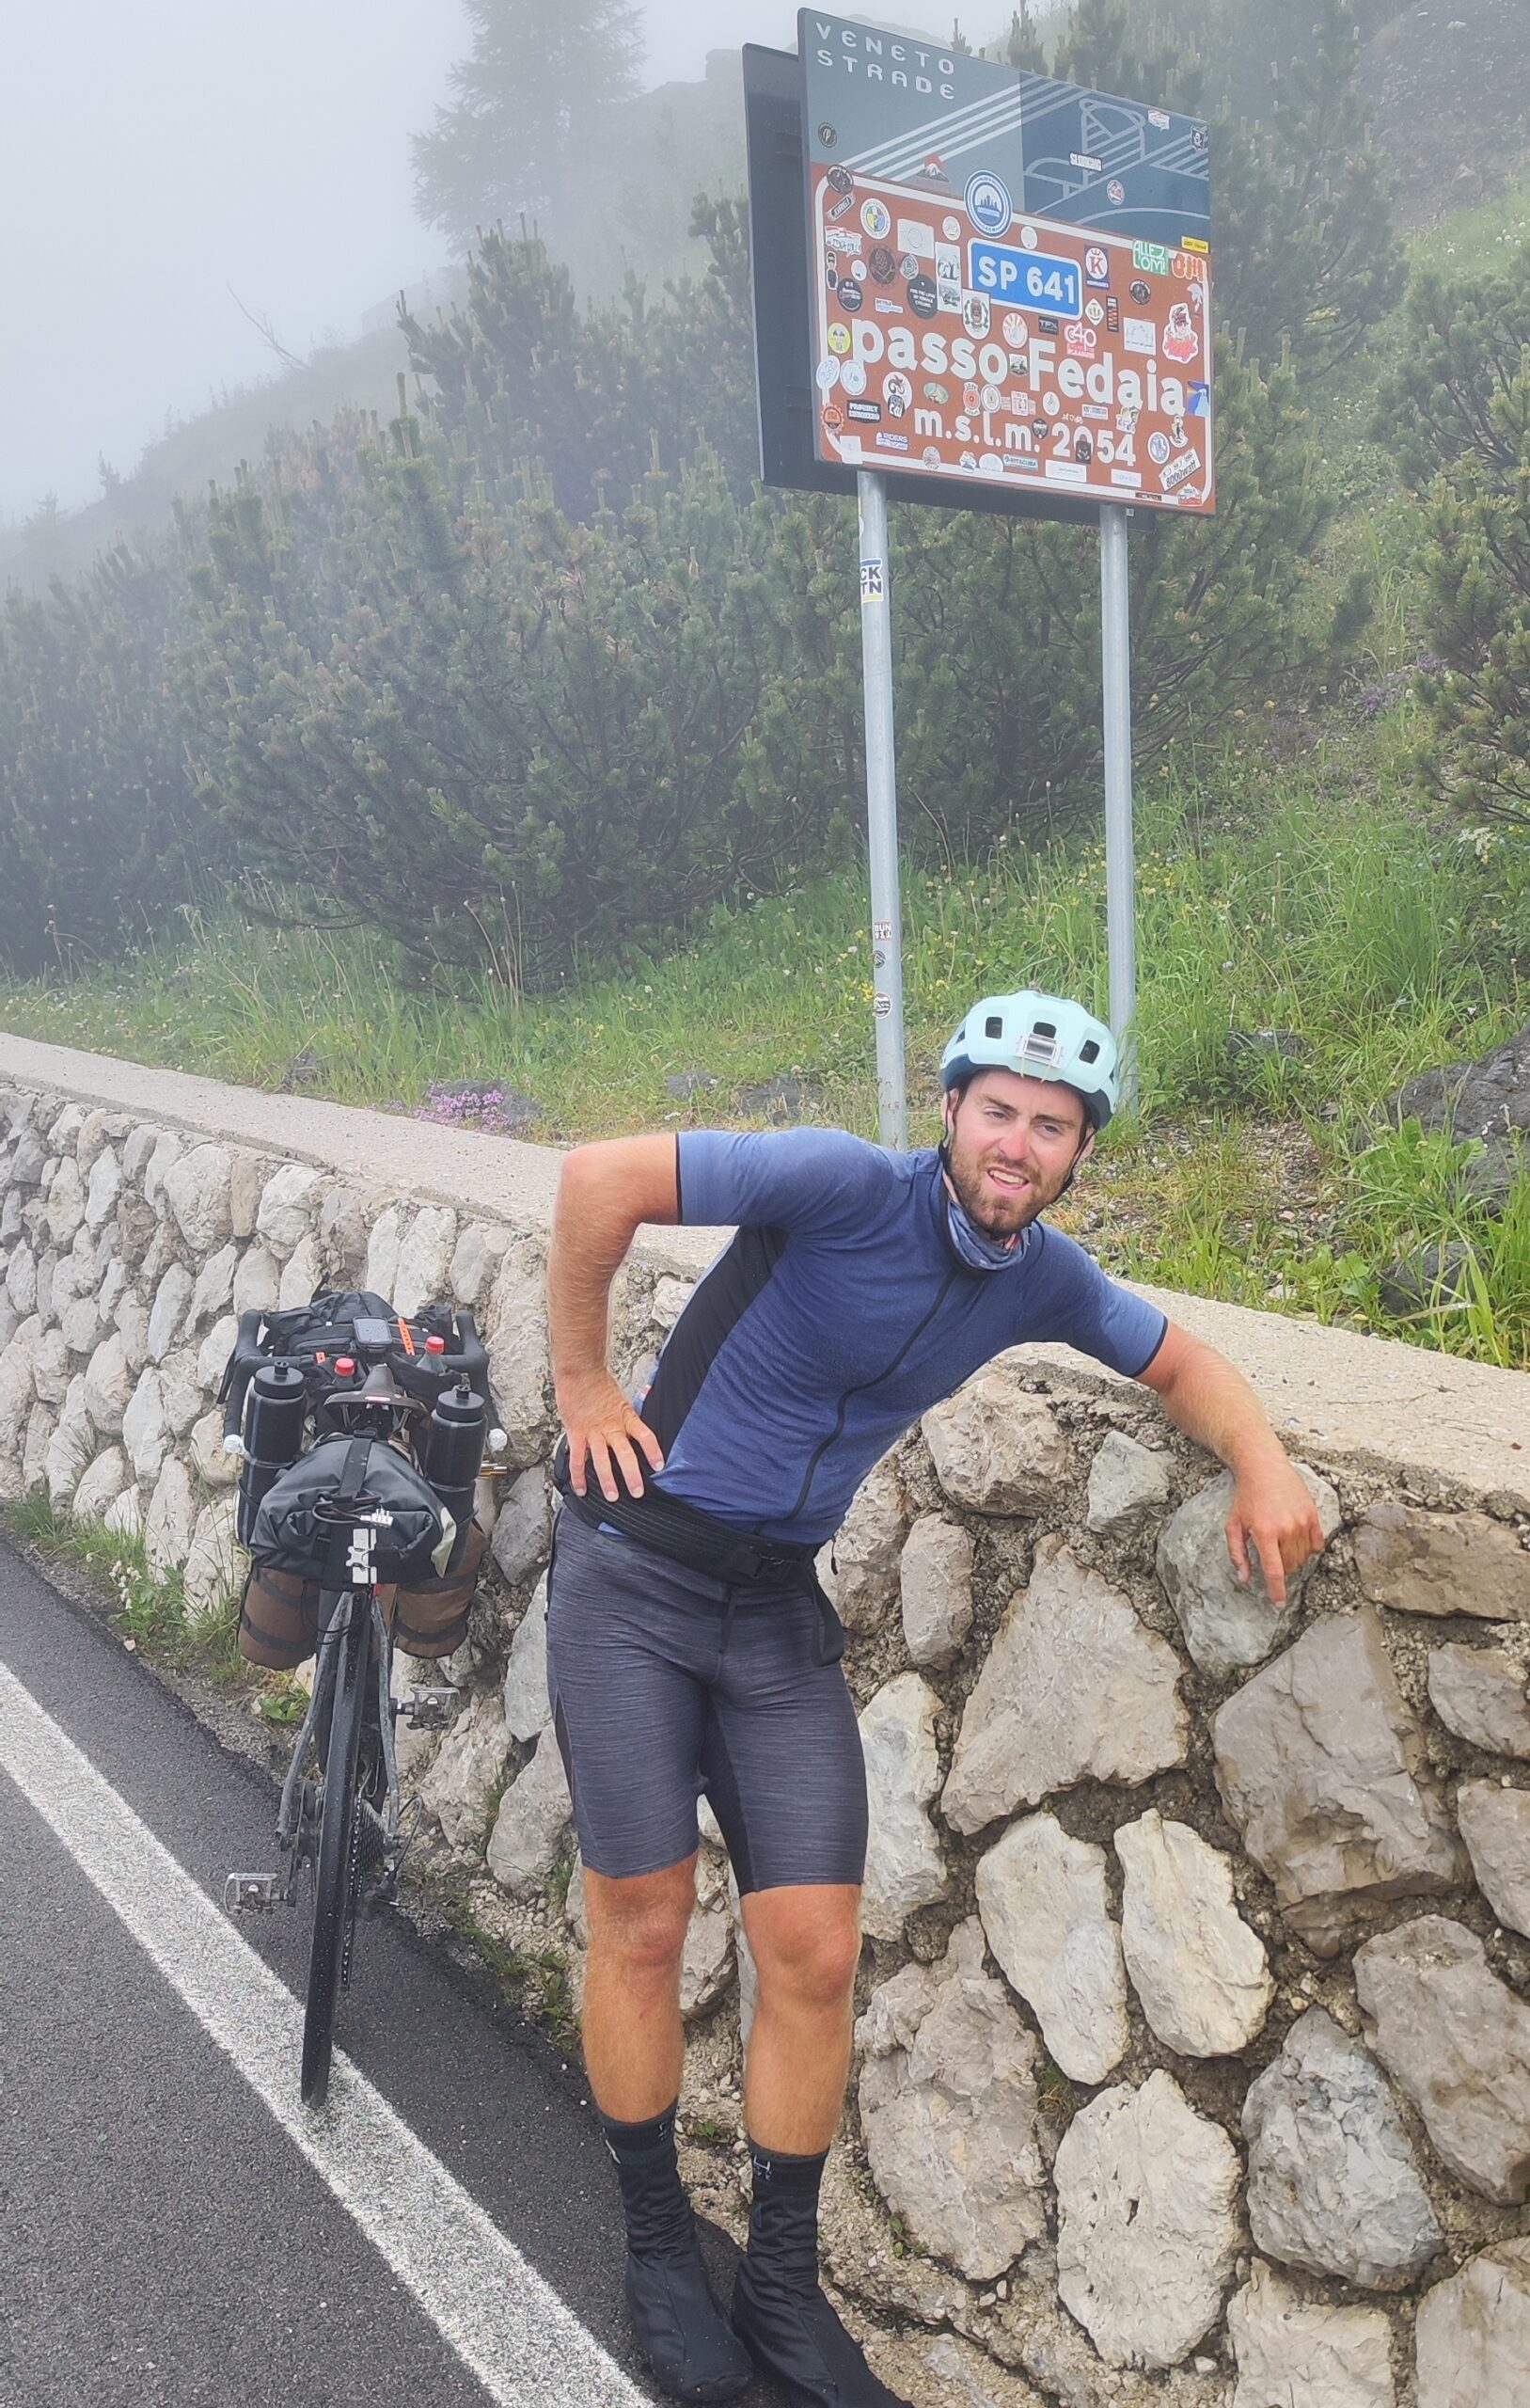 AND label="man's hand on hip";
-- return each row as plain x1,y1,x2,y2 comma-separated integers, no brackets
559,1370,666,1504
1226,1454,1328,1608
